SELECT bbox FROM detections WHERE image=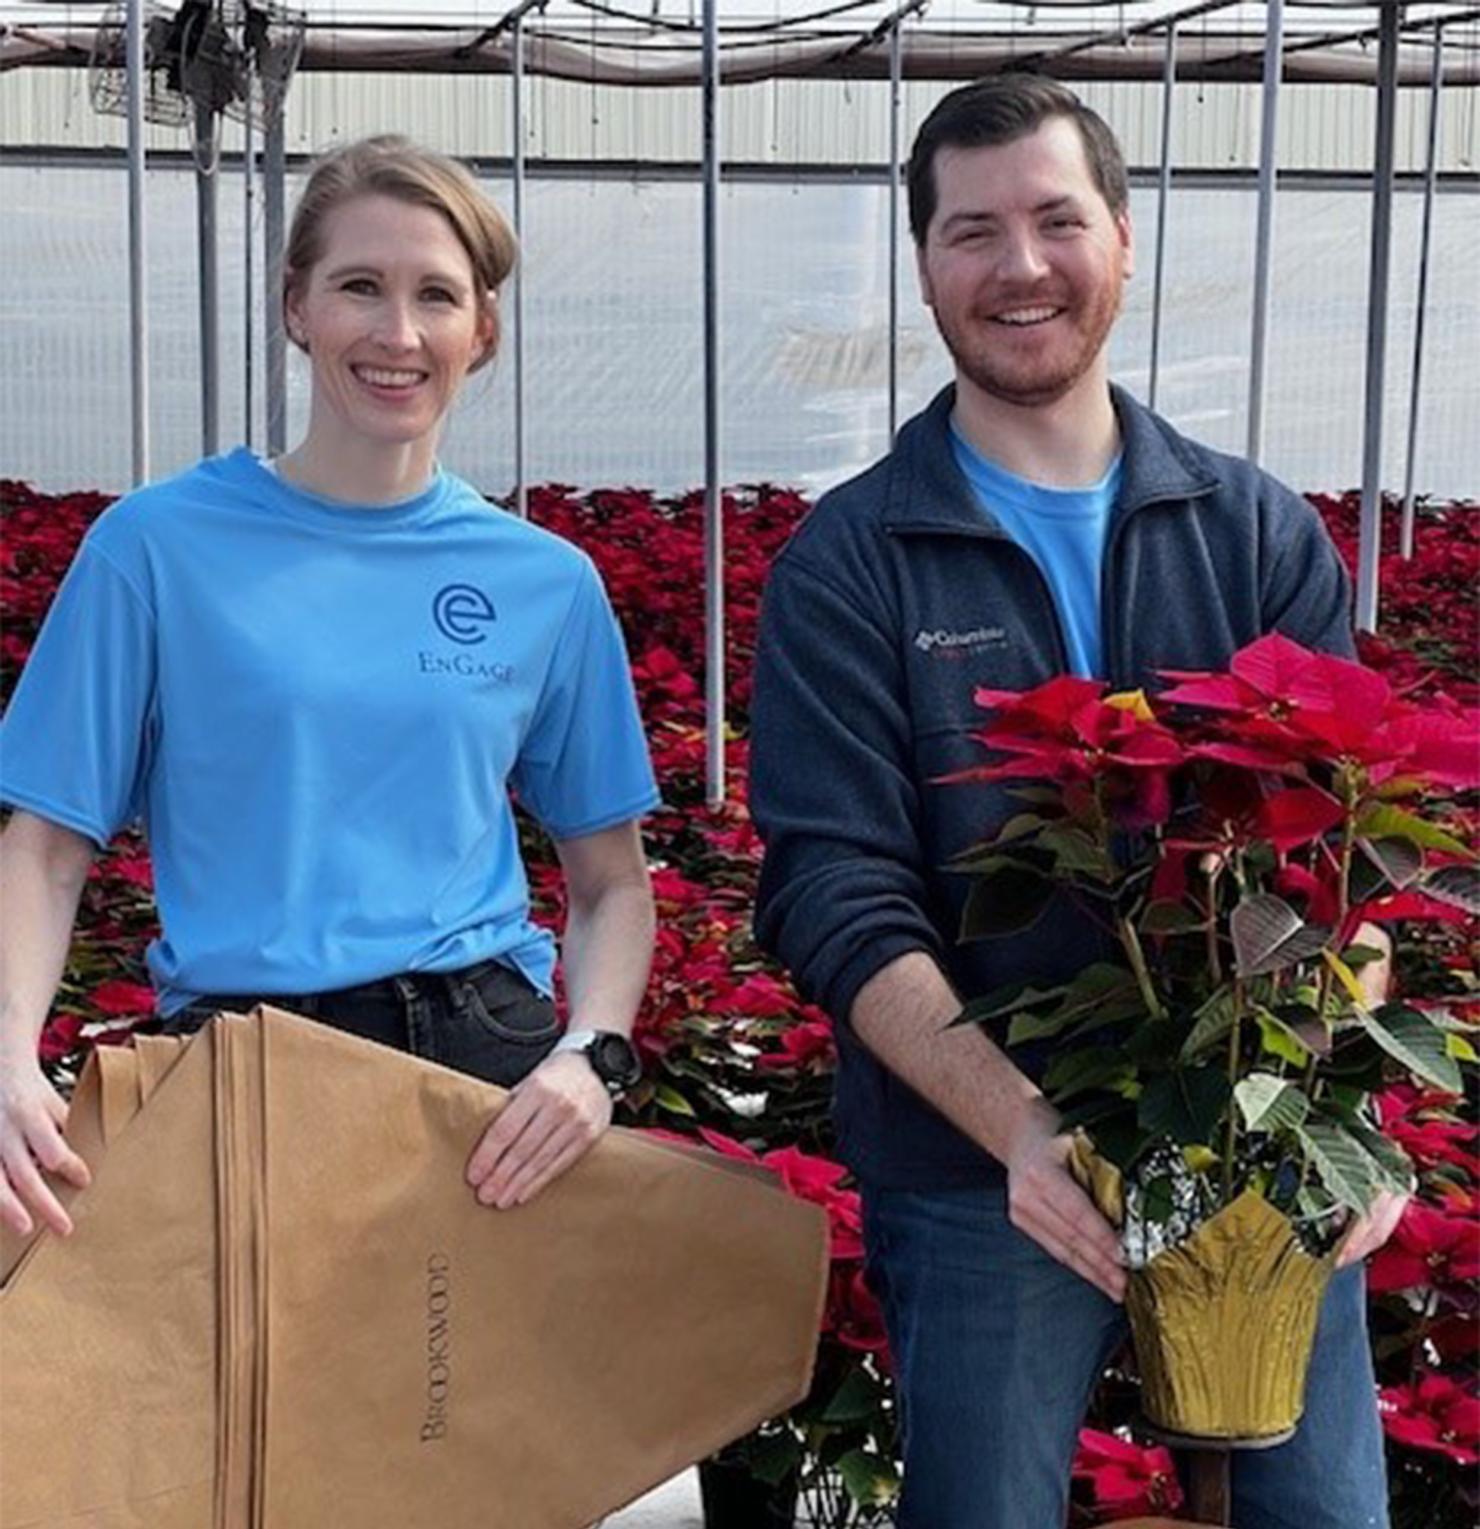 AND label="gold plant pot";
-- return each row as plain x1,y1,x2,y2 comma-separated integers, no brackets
1126,1190,1334,1442
1071,1139,1334,1443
